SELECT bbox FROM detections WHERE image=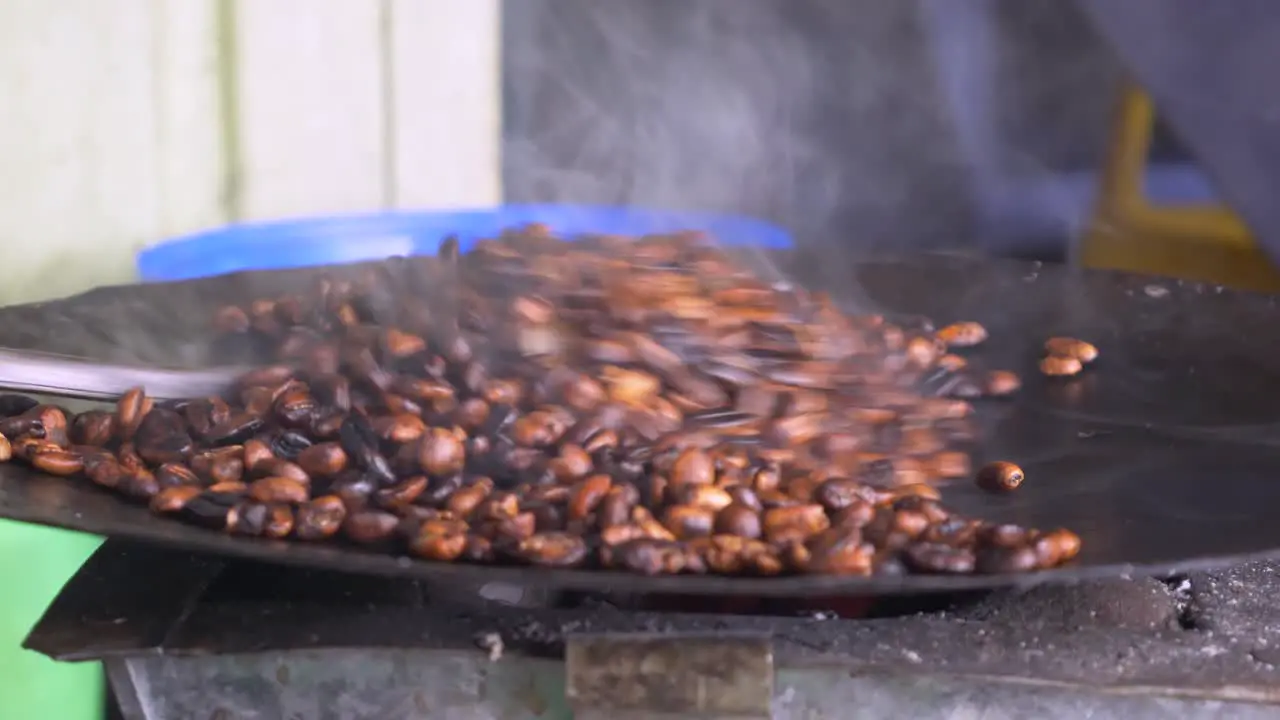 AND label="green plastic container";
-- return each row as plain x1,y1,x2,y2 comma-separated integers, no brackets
0,520,102,719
